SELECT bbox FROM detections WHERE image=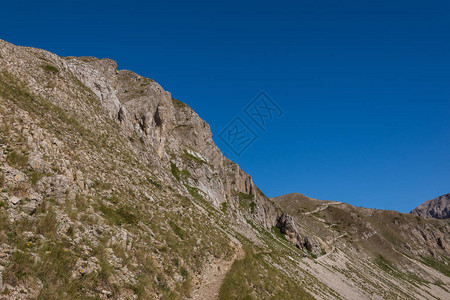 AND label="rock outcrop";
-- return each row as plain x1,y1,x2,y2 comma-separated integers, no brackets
410,193,450,219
